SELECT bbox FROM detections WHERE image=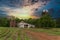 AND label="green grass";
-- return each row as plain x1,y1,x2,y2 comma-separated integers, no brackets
0,27,60,40
0,27,32,40
0,27,20,40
